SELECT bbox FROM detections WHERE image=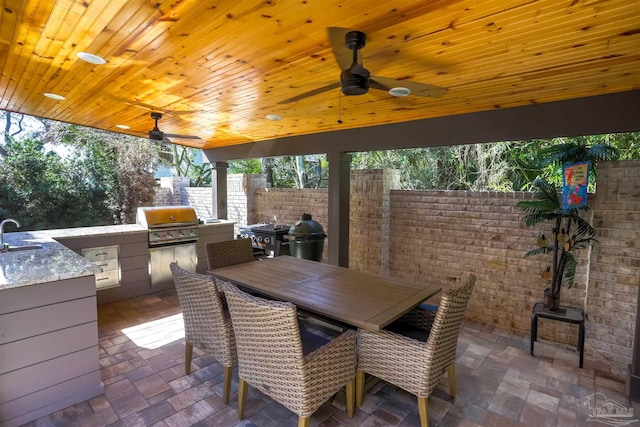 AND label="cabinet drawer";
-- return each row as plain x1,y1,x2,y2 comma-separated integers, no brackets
82,246,118,262
95,269,119,289
91,257,118,272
